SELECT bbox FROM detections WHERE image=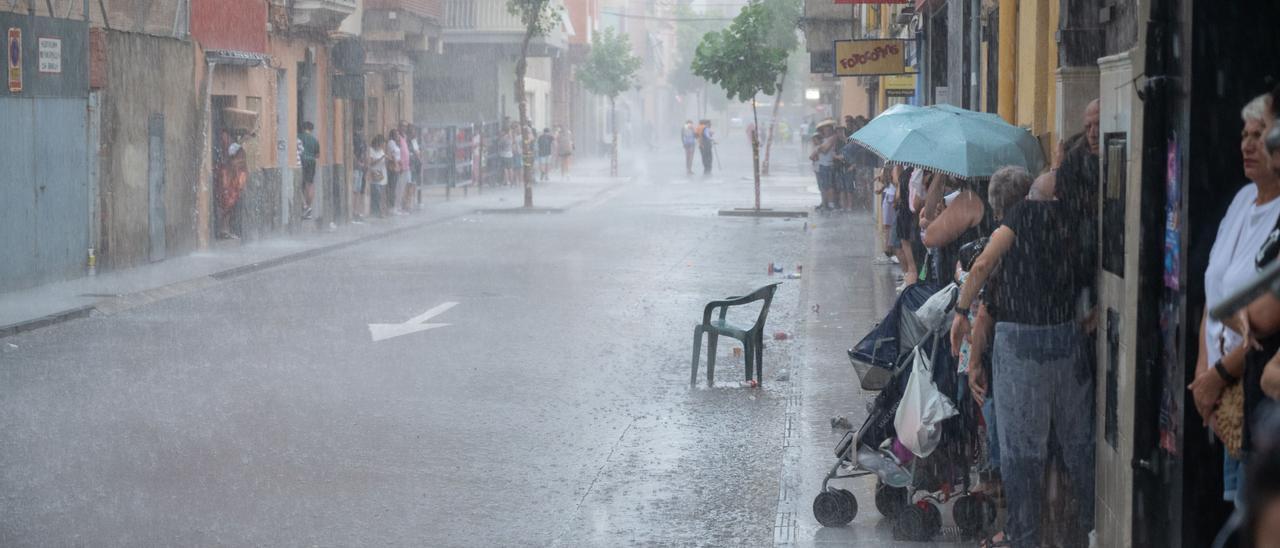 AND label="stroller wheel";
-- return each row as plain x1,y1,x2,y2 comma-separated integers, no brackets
892,503,927,541
953,495,985,538
813,490,854,527
874,481,910,519
921,501,942,540
834,488,859,523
